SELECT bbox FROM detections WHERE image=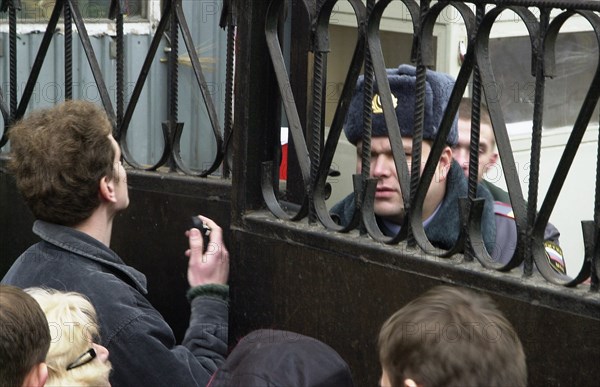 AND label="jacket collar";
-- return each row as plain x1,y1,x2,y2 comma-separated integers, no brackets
423,160,496,251
376,160,496,251
33,220,148,294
